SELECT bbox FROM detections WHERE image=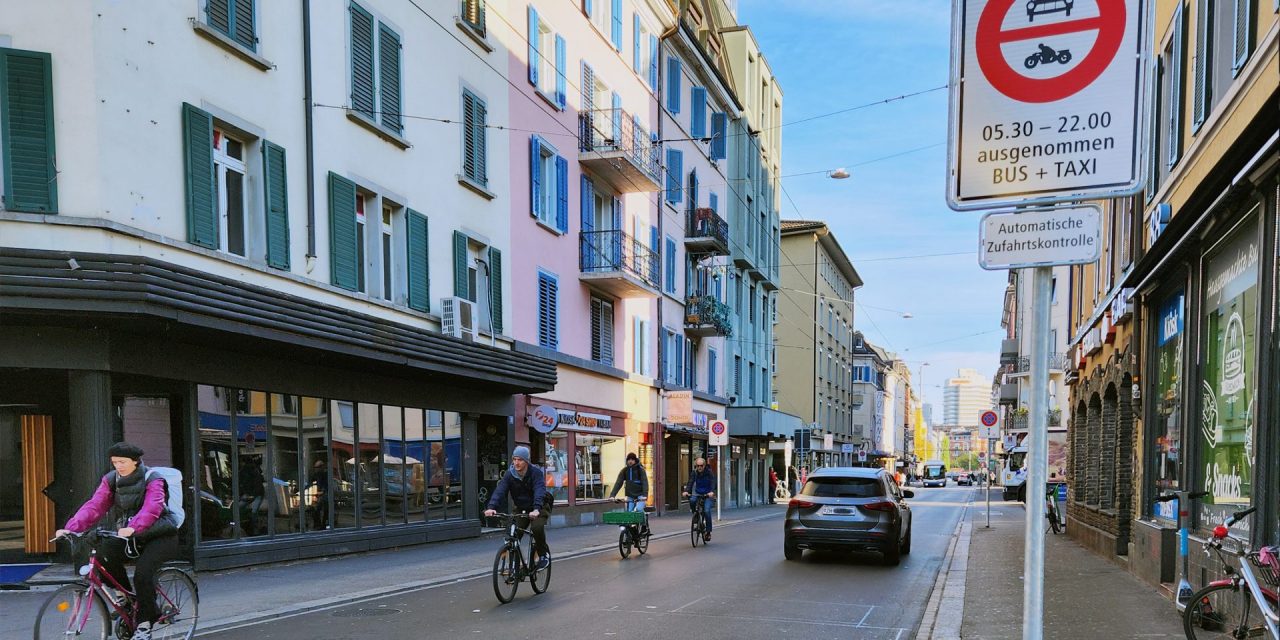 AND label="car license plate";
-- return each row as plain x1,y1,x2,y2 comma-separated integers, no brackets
819,506,853,515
